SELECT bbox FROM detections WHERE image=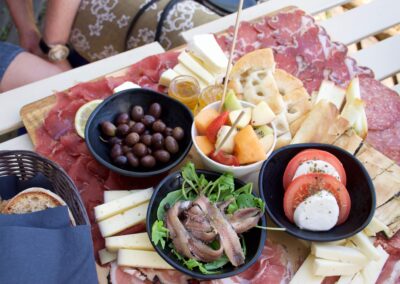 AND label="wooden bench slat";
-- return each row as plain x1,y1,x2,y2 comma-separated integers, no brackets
351,34,400,80
182,0,351,42
0,42,165,135
0,134,33,151
393,84,400,94
320,0,400,45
